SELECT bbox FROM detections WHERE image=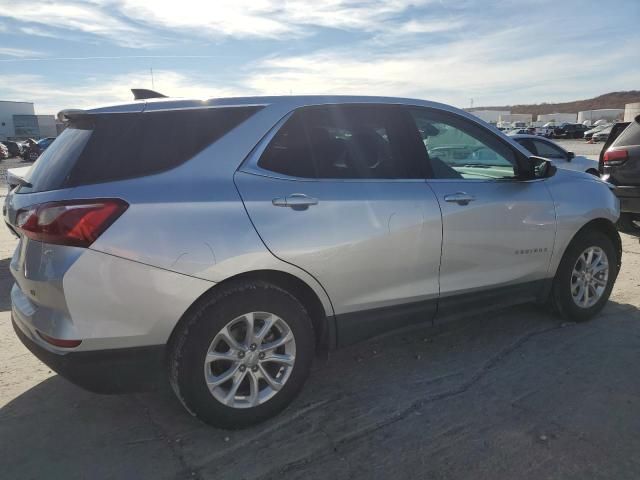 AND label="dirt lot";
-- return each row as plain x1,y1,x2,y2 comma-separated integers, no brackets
1,177,639,479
